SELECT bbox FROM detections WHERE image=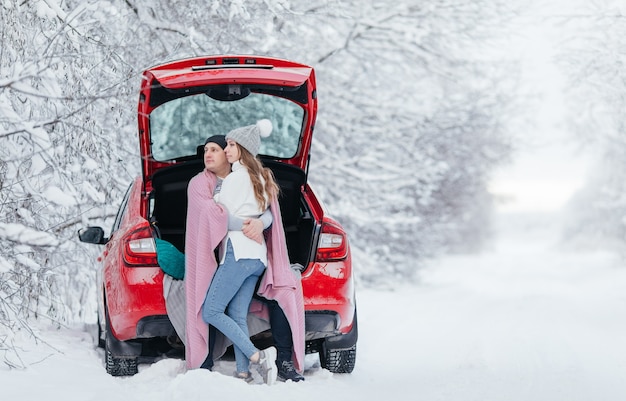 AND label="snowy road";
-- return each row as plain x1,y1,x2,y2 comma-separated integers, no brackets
2,212,626,400
390,213,626,401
